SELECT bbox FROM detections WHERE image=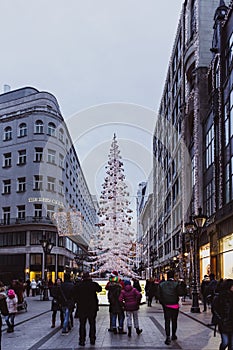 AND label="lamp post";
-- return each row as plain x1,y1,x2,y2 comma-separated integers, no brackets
185,207,207,313
40,235,54,301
